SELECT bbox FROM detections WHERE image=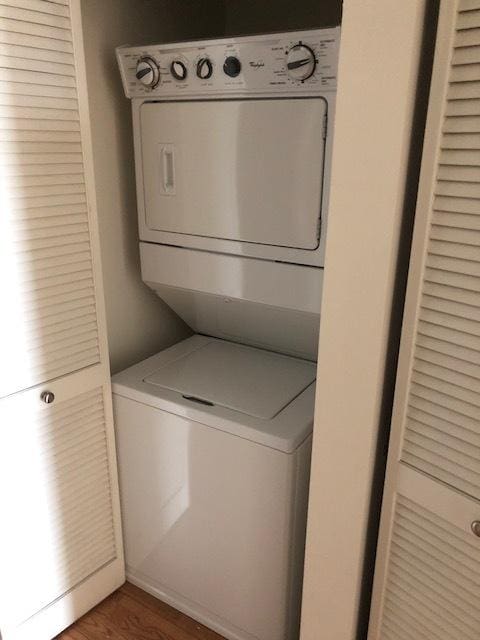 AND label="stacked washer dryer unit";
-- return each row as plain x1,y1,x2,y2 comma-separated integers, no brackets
115,28,339,640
